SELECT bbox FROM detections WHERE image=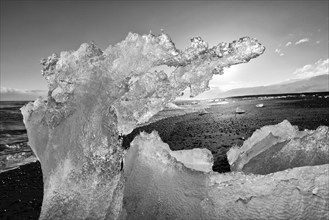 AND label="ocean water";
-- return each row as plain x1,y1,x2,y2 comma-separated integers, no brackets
0,101,36,172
